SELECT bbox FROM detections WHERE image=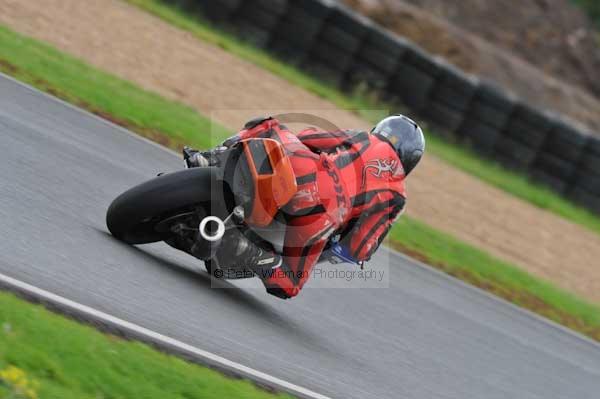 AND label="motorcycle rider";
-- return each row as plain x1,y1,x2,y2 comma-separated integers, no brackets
184,115,425,299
